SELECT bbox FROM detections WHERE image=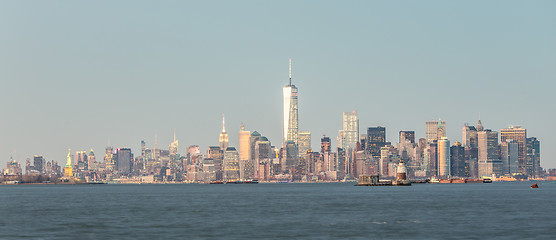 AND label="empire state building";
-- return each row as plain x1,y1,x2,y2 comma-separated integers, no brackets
283,59,298,145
